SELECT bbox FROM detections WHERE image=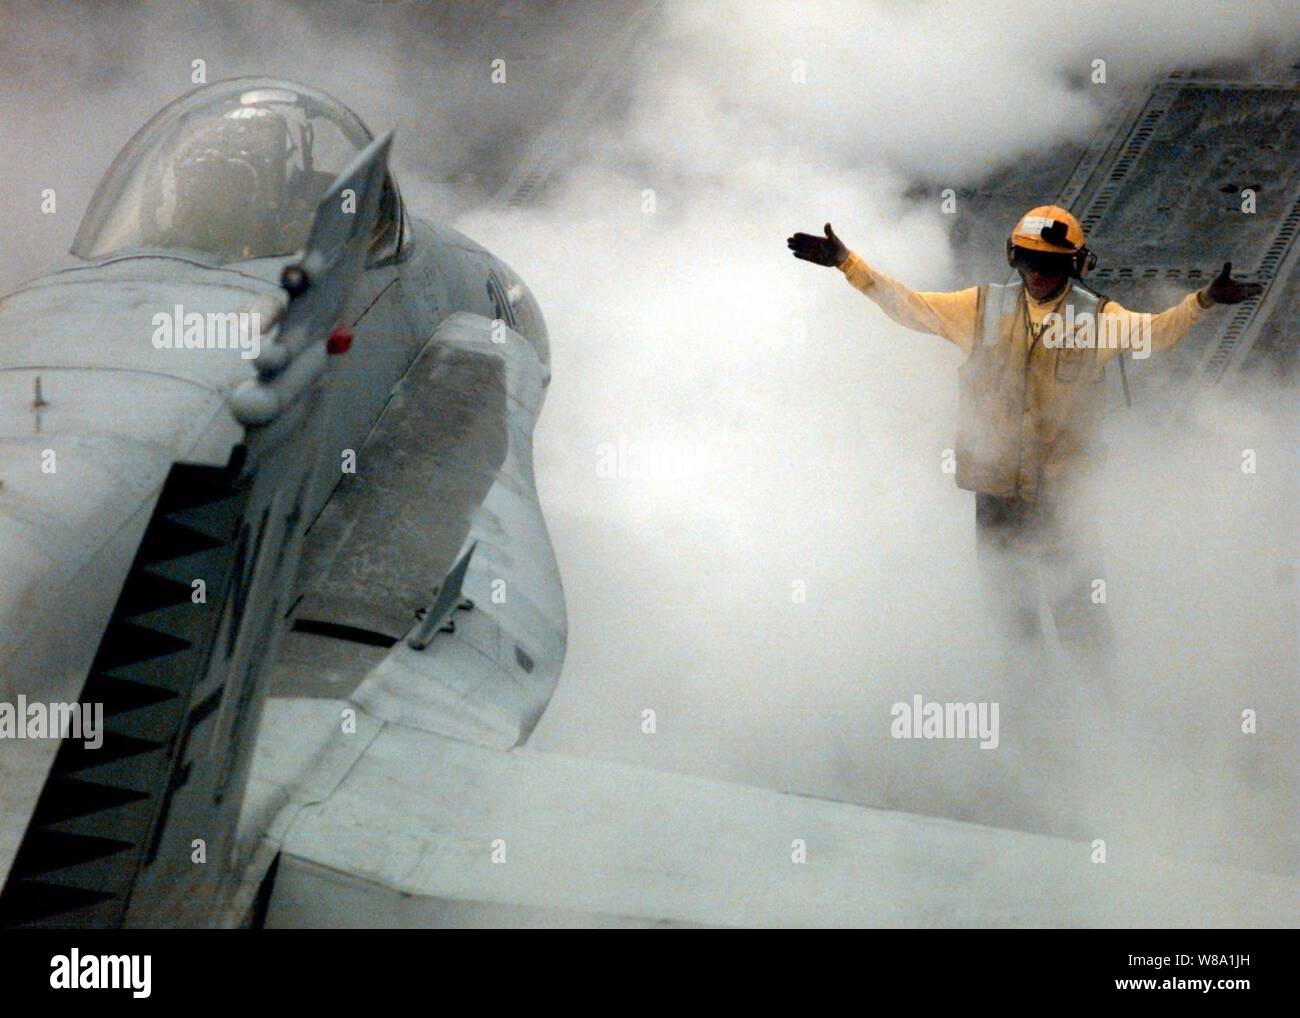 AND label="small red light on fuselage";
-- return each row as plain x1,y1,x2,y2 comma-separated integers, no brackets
327,324,353,355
